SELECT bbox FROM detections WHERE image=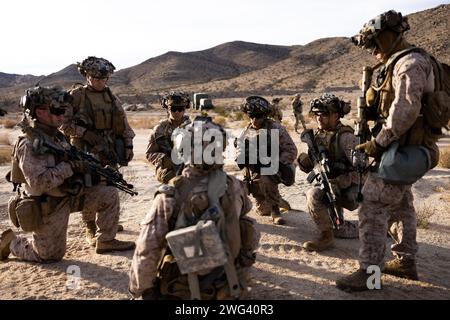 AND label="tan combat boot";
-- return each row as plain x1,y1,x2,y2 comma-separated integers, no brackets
279,197,291,213
336,269,377,292
0,229,16,261
85,221,97,247
383,258,419,280
271,207,285,225
96,239,136,254
303,230,334,252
